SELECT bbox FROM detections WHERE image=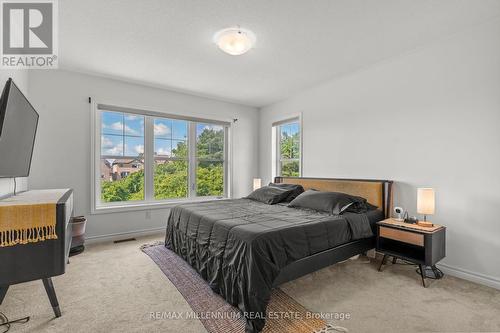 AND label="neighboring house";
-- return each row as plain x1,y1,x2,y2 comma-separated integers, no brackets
100,158,144,181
